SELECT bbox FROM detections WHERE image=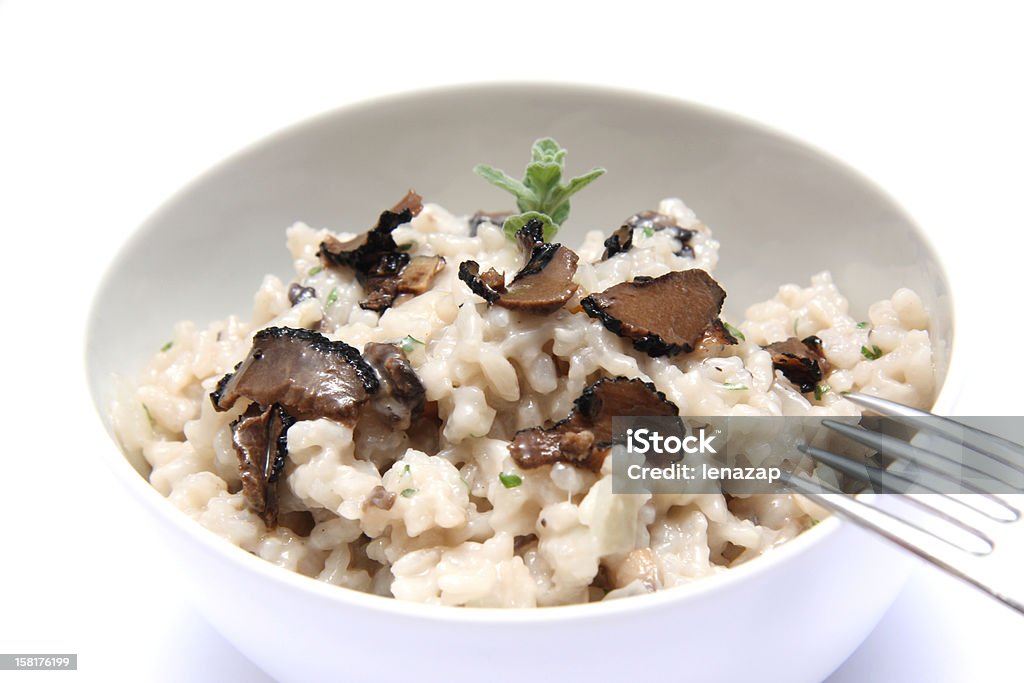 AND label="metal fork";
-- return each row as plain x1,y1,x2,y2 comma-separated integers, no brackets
783,392,1024,616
